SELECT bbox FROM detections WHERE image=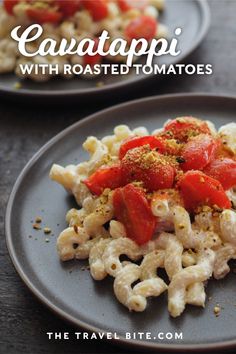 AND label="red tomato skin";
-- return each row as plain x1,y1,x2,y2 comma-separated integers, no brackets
82,0,108,21
56,0,81,17
117,0,131,12
83,52,102,66
26,8,62,24
3,0,19,14
84,165,123,195
118,0,148,12
113,184,156,245
125,15,157,41
204,158,236,190
181,134,219,171
83,38,102,66
121,146,175,191
119,135,167,160
164,117,211,142
178,171,231,211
